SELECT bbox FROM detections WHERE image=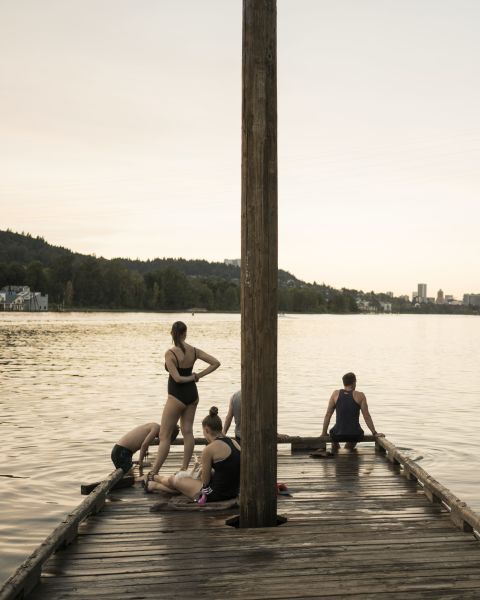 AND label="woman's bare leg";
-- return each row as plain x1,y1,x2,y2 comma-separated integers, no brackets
148,474,180,494
148,481,180,494
180,399,198,470
173,476,203,500
150,396,184,475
